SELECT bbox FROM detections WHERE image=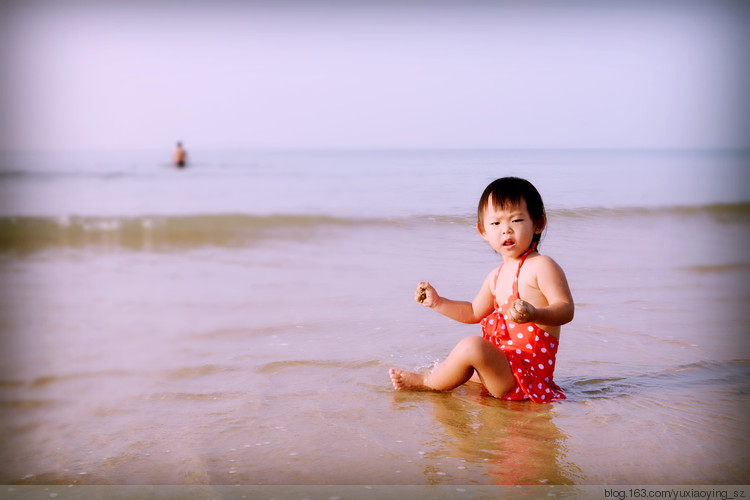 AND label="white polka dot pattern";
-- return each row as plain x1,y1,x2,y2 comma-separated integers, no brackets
479,247,566,403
